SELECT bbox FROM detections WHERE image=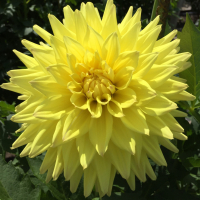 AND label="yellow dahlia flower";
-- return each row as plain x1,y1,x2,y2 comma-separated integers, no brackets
2,0,195,197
